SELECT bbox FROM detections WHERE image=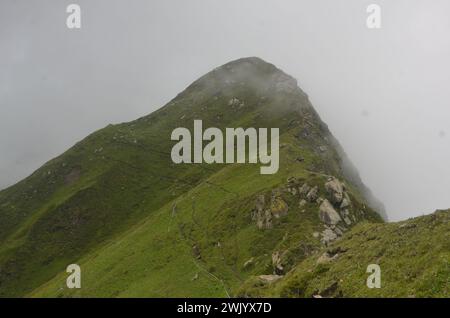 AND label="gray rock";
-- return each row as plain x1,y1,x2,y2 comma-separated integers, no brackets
343,216,352,225
288,187,297,196
340,193,351,209
321,228,338,245
319,199,342,225
325,177,345,204
228,97,244,108
306,186,319,202
252,192,288,229
333,226,344,236
252,195,273,229
299,183,311,196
